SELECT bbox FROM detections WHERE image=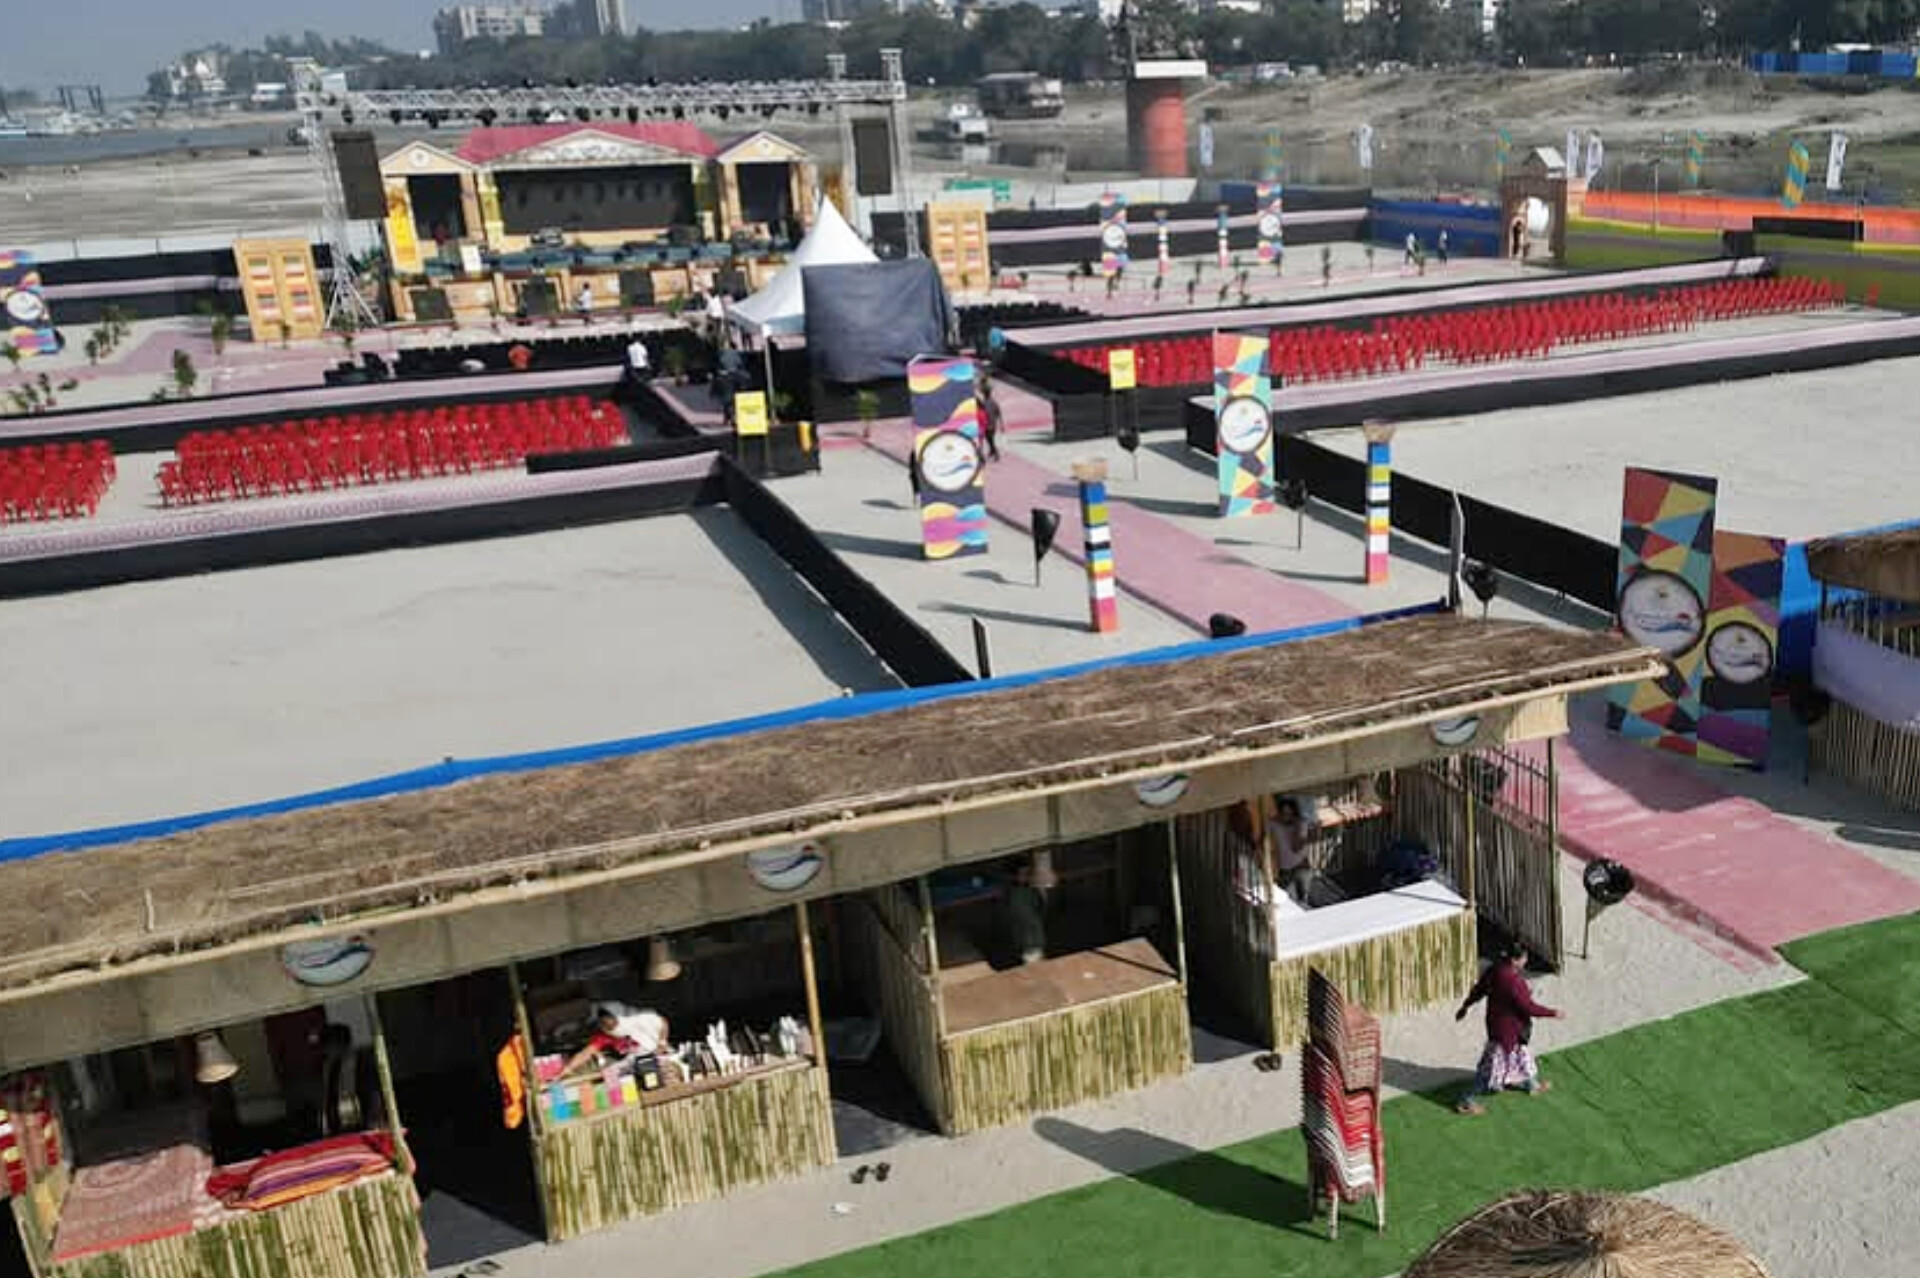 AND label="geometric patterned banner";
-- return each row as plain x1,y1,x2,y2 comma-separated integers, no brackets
1099,192,1129,277
1607,467,1720,756
1698,531,1786,770
1684,129,1705,189
909,356,989,560
0,251,59,358
1213,331,1276,518
1256,181,1284,265
1783,140,1809,210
